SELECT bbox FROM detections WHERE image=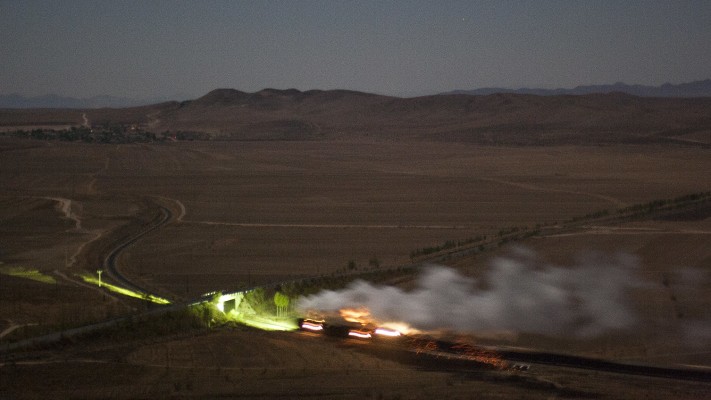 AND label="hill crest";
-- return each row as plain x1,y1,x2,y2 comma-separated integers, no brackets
2,90,711,146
